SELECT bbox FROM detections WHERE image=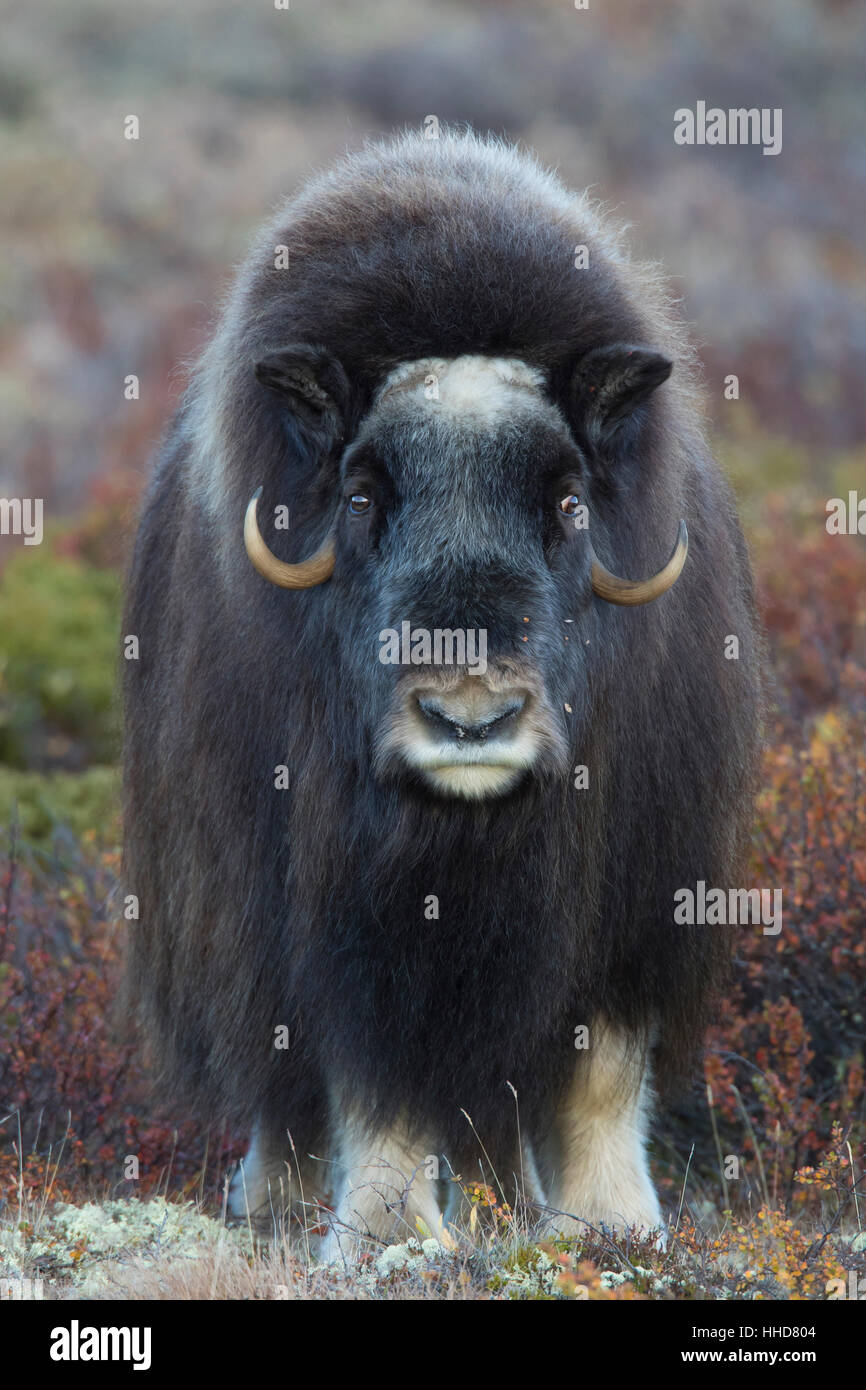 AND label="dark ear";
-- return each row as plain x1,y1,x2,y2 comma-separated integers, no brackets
572,344,672,448
254,343,349,442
